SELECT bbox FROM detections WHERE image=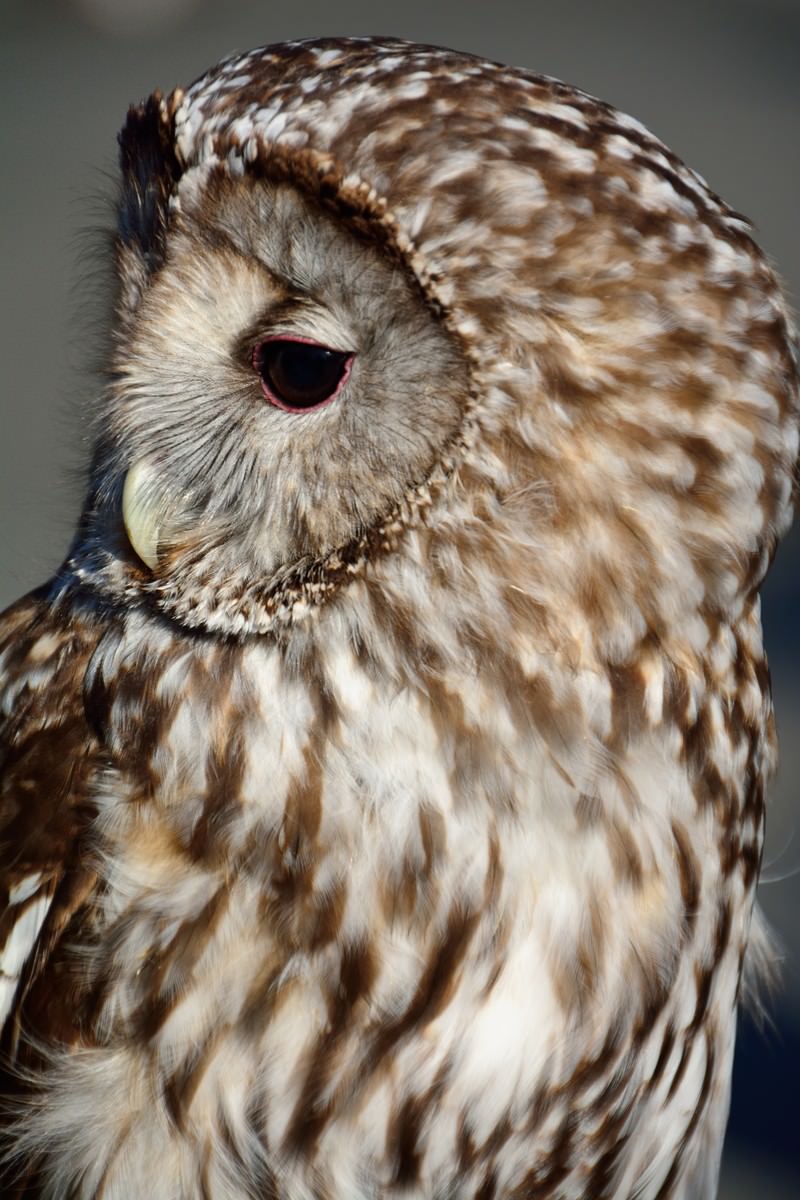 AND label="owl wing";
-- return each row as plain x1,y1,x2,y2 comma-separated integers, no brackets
0,588,103,1062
